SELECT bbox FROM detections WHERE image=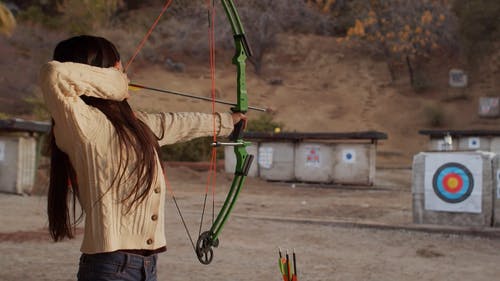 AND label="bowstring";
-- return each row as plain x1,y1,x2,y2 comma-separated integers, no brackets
199,0,218,237
124,0,174,72
164,169,197,252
